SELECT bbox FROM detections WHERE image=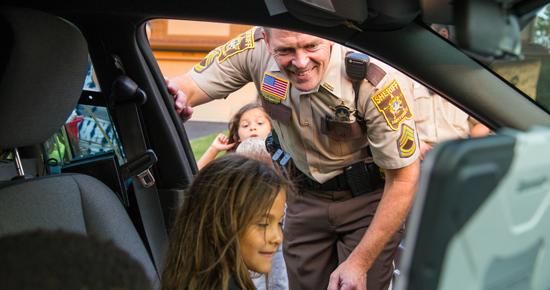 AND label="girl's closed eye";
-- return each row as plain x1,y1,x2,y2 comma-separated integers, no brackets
255,217,269,228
